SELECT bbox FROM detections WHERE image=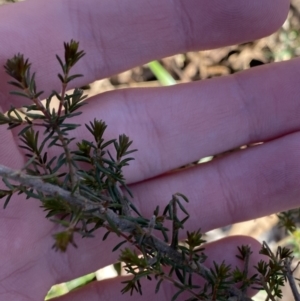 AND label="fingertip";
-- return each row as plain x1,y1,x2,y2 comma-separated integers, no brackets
257,0,290,36
177,0,290,50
